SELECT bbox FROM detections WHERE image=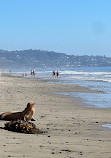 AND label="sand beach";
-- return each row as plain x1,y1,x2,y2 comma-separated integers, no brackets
0,74,111,158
